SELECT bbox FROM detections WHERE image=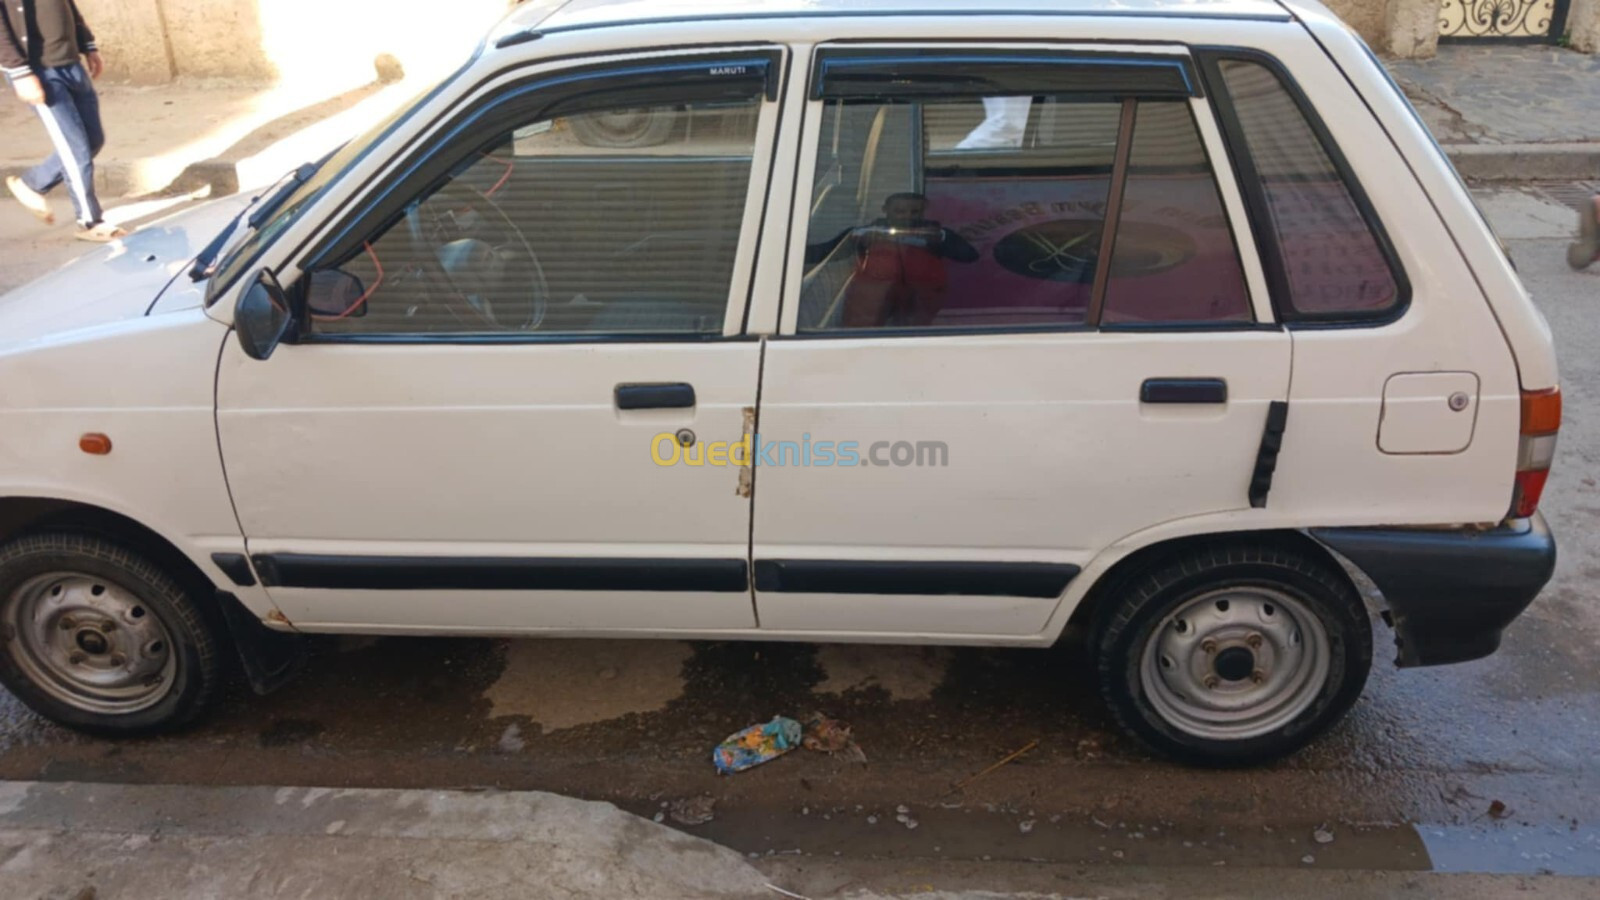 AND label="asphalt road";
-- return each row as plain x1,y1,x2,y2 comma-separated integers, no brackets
0,185,1597,890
